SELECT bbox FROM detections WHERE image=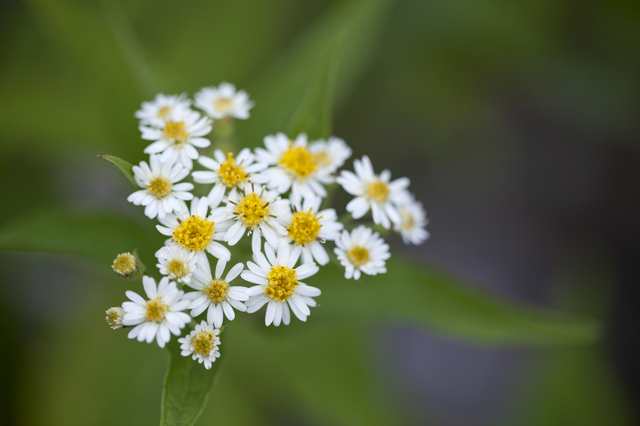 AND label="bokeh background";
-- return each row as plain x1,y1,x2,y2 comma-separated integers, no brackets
1,0,639,425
